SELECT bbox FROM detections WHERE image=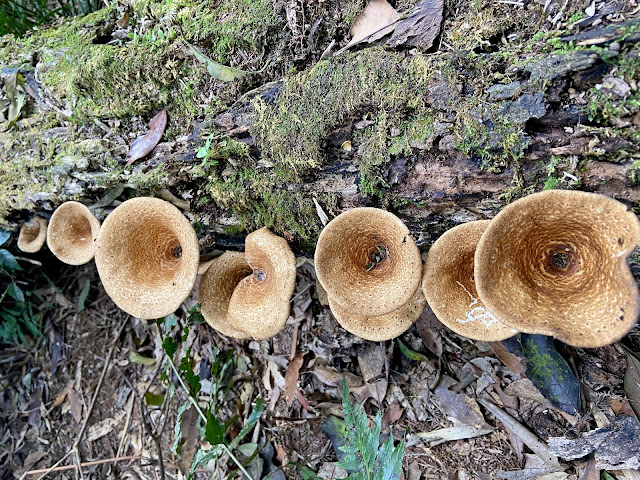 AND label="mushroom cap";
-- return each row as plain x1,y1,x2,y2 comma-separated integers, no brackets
328,285,426,341
226,227,297,340
95,197,199,319
315,208,422,317
199,252,253,339
17,216,48,253
47,202,101,265
474,190,640,348
423,221,517,342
